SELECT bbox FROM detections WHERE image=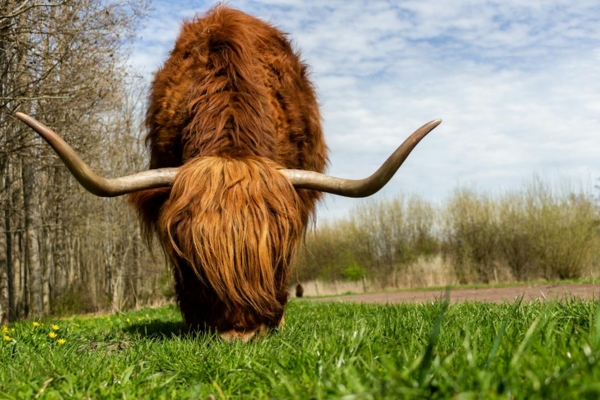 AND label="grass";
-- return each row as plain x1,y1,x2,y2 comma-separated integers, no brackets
2,299,600,399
